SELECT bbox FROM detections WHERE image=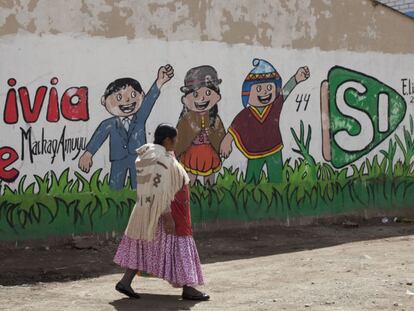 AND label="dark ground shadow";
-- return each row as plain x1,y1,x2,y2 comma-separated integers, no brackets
109,295,200,311
1,219,414,286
